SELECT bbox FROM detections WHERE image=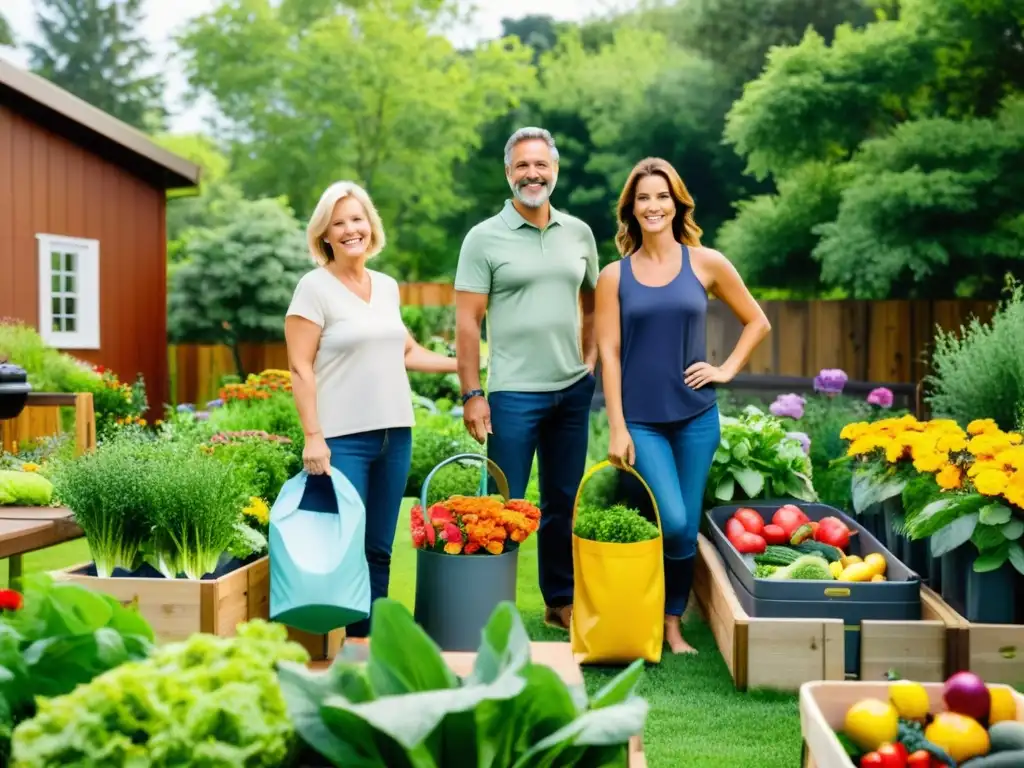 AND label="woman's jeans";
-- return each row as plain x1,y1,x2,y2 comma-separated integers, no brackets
301,427,412,638
627,404,721,617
